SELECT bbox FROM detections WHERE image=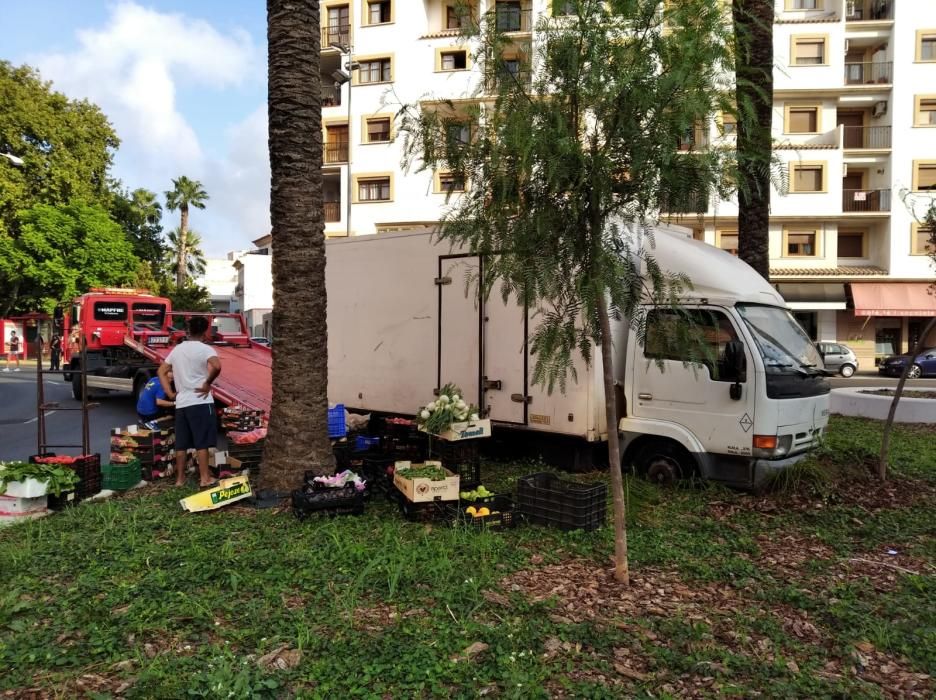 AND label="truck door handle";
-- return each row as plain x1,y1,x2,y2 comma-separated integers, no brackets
510,393,532,404
483,378,502,391
638,393,652,401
